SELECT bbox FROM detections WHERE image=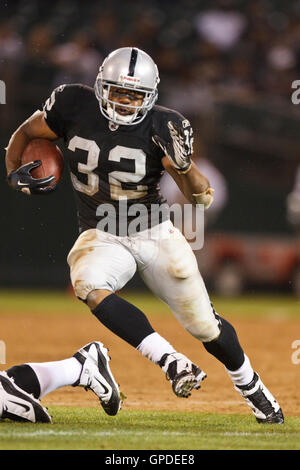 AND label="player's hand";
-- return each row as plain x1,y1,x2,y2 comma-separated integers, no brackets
7,160,55,195
193,187,214,209
152,121,193,173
